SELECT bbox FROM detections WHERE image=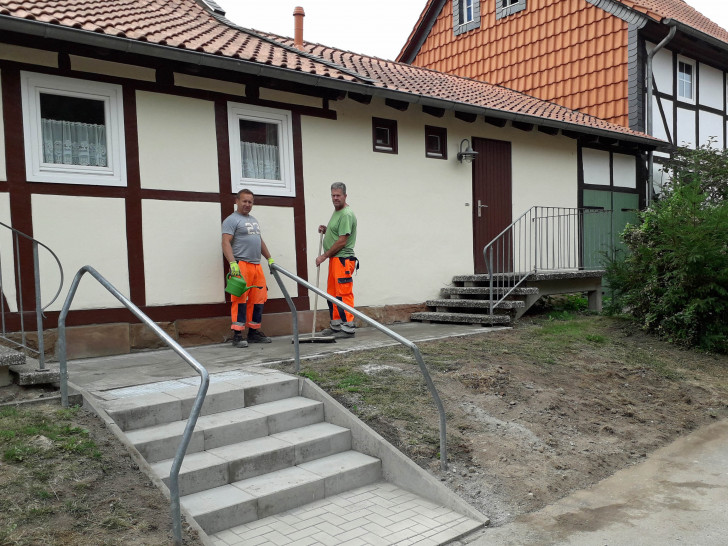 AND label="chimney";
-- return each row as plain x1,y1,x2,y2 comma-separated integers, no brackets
293,6,305,49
